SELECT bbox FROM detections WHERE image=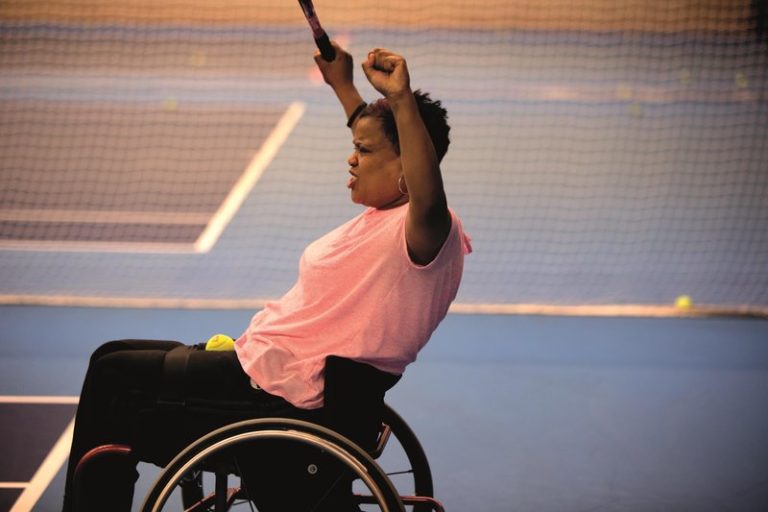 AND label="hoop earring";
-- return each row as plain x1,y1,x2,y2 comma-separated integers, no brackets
398,175,409,195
